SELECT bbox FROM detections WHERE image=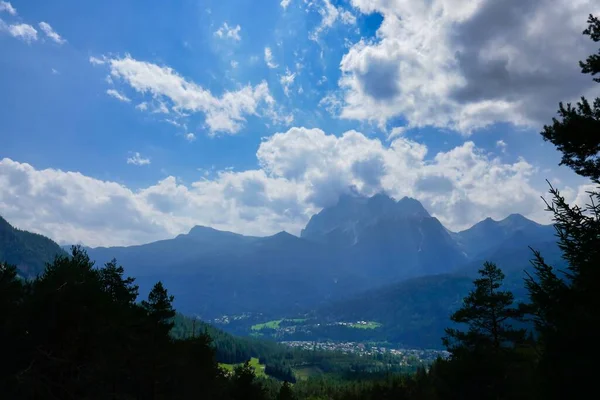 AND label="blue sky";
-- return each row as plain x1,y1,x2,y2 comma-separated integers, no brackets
1,0,598,246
